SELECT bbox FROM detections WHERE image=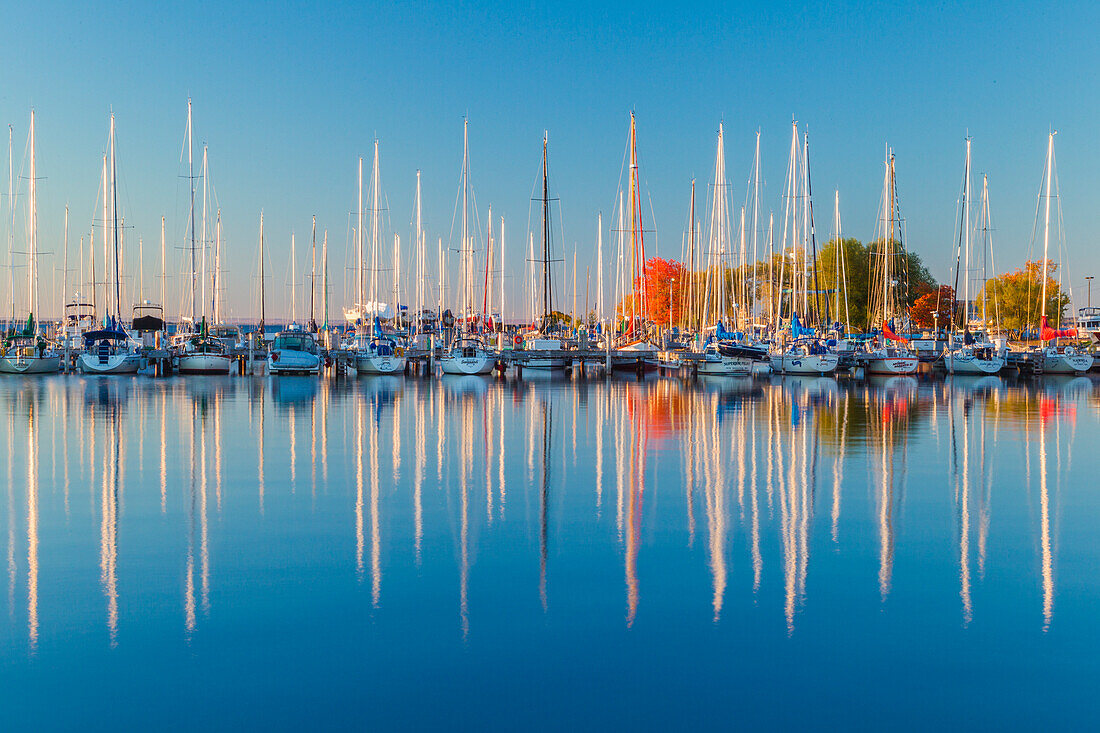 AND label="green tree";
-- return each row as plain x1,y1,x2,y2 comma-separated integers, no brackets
975,259,1070,331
